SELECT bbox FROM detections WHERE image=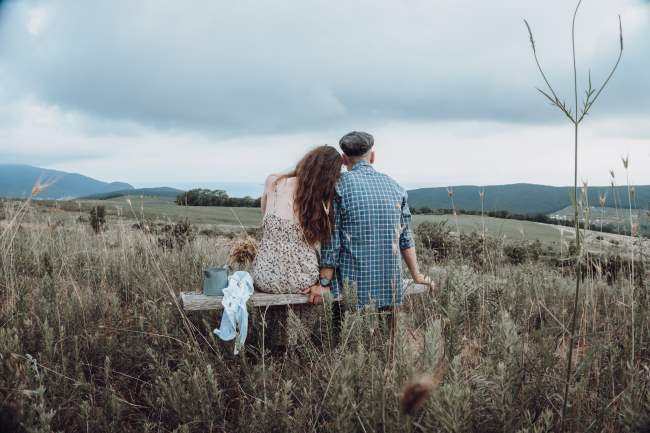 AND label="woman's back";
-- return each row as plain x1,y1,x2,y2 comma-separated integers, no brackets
264,175,298,221
251,175,320,294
